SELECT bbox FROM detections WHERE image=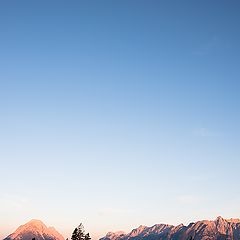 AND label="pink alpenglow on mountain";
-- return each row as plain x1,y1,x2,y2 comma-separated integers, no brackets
100,216,240,240
4,219,64,240
104,232,126,240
